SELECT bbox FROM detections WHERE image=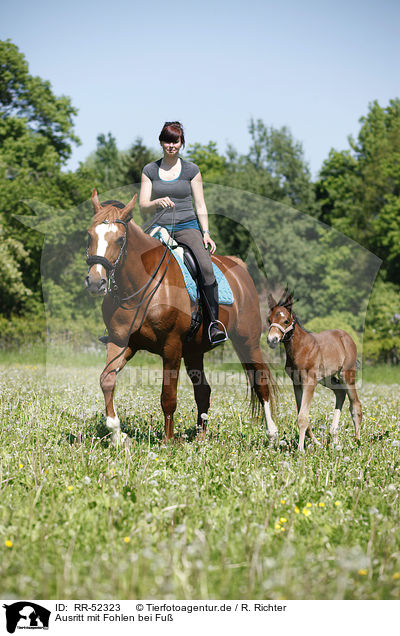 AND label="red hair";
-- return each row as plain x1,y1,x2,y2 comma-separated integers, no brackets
159,121,185,148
